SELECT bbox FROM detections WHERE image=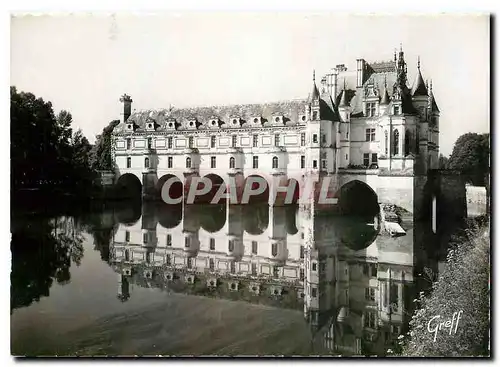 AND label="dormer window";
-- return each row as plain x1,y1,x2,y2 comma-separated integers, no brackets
394,106,401,115
312,111,318,120
300,115,307,122
210,119,217,126
252,117,262,125
127,124,134,130
165,119,176,130
187,118,197,128
273,115,283,124
366,102,377,117
146,122,155,130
